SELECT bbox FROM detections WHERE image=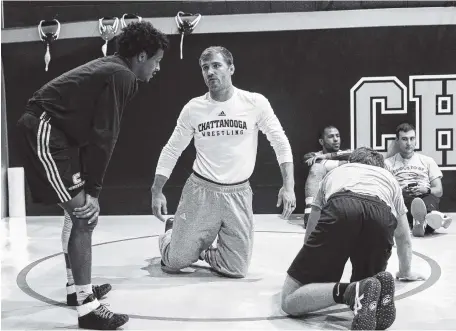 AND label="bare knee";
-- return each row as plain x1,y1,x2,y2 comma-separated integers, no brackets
60,190,98,233
63,210,98,233
281,275,303,316
70,216,98,232
281,295,293,315
281,293,308,316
